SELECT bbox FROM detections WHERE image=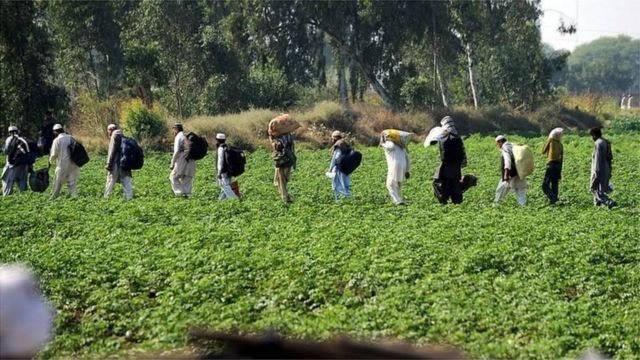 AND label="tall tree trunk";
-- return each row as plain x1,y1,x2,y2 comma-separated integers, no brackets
436,62,452,111
466,43,480,109
338,52,349,104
